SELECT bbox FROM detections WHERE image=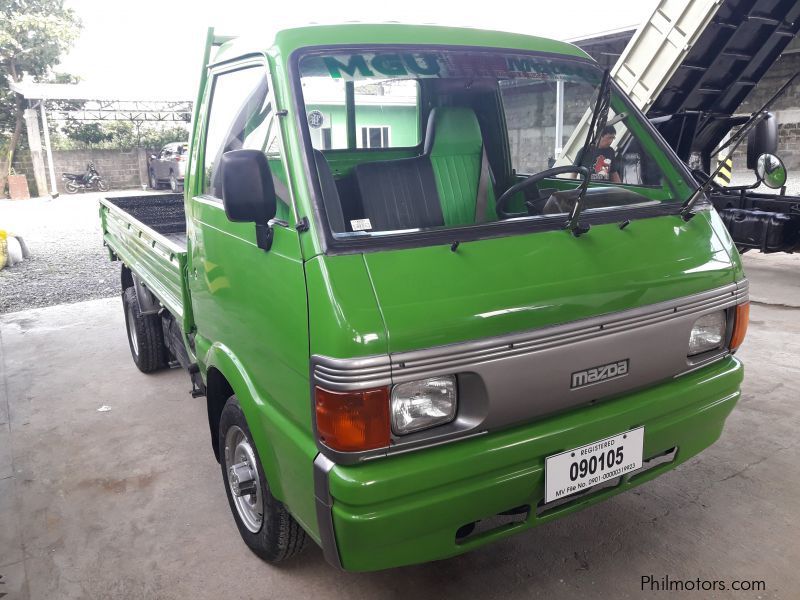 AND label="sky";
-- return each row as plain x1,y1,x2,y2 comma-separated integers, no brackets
58,0,656,98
